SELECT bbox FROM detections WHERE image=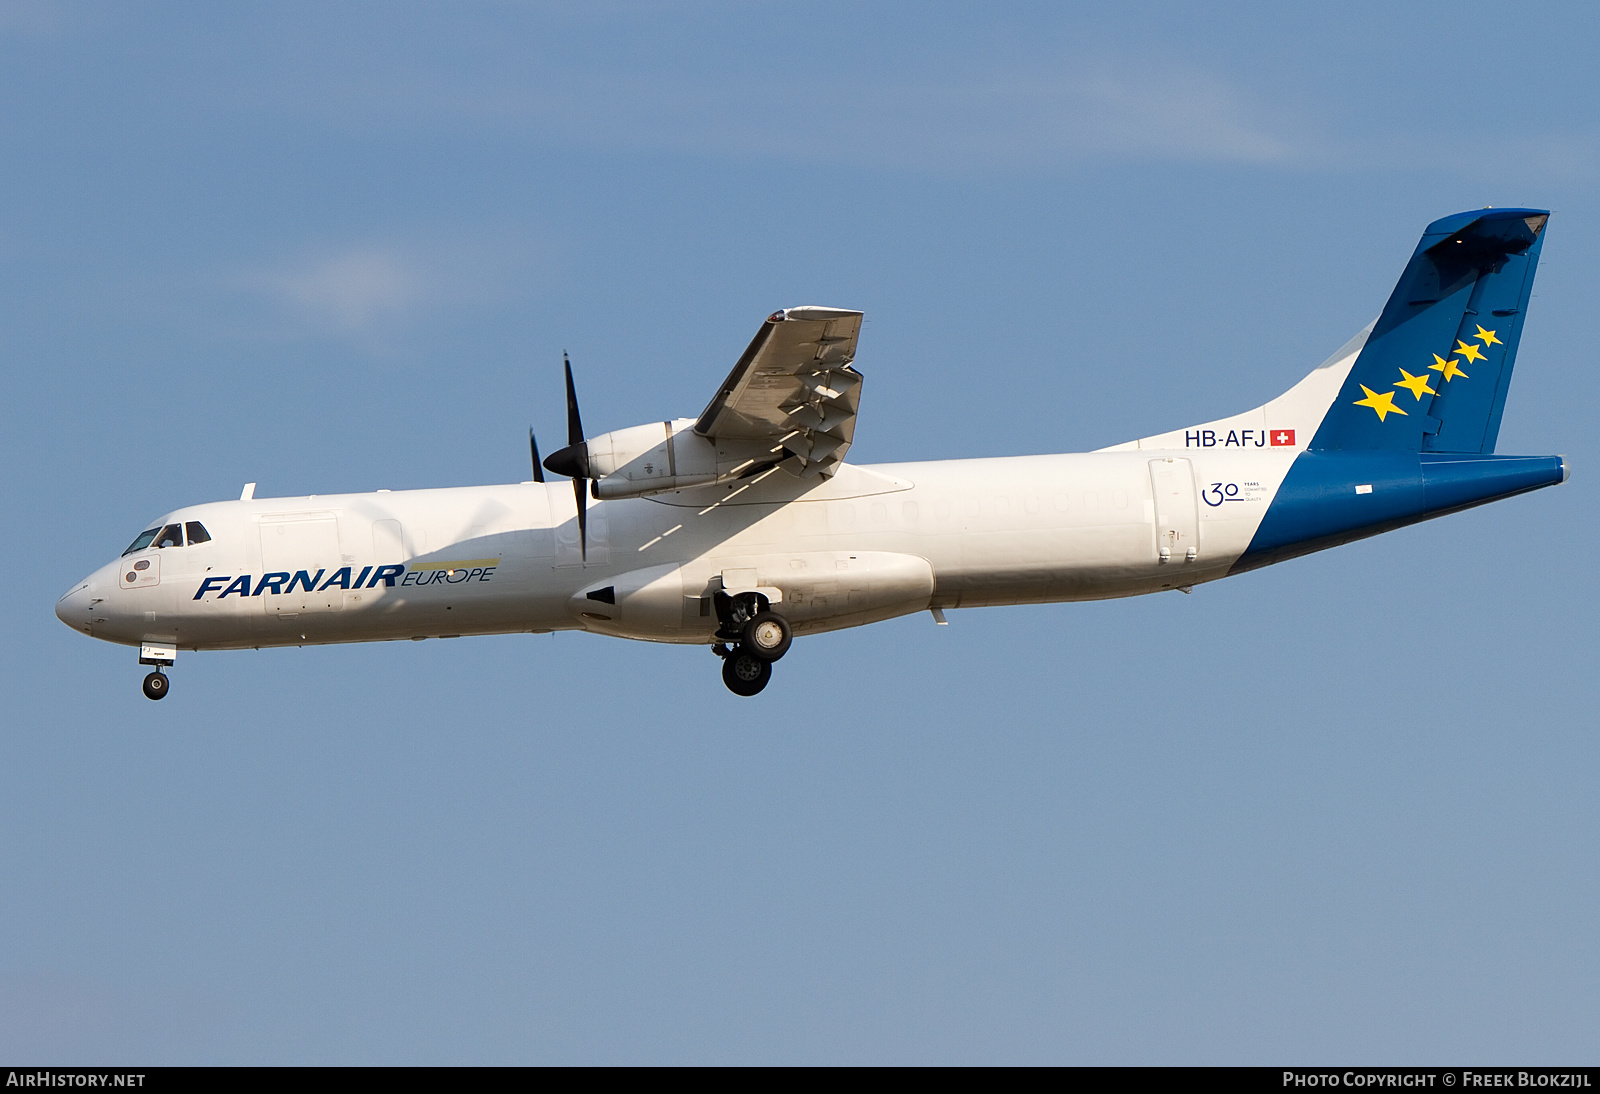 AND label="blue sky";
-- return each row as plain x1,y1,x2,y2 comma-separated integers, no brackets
4,1,1598,1063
